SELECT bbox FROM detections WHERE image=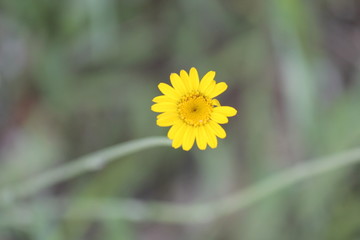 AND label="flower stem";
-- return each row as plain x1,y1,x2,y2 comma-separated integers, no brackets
2,141,360,224
60,147,360,223
0,137,171,204
7,147,360,225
